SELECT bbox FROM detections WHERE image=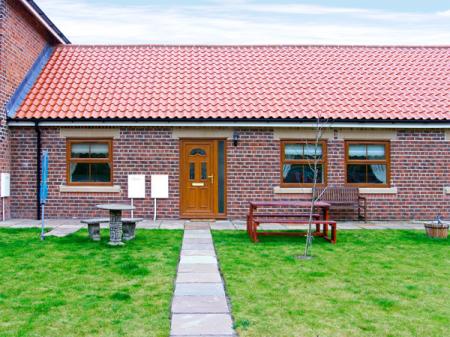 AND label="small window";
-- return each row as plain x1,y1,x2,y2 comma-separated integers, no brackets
190,148,206,156
67,139,113,185
281,141,327,186
345,141,390,187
